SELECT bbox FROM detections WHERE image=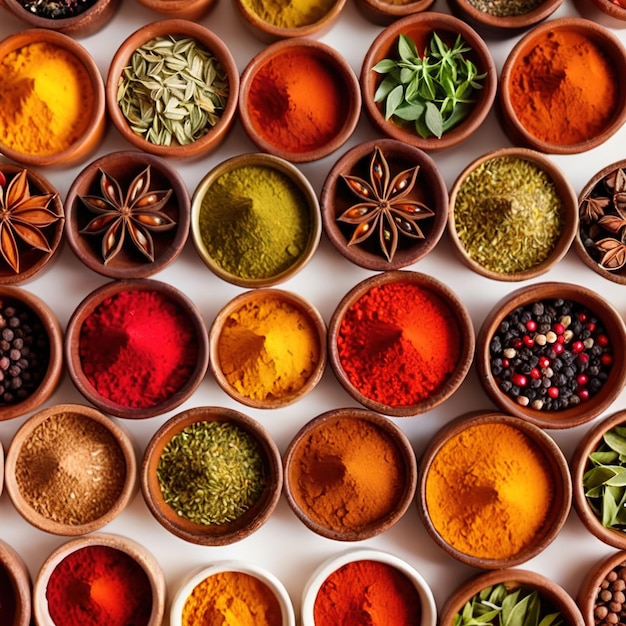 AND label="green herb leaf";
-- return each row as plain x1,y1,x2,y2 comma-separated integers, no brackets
605,429,626,455
424,101,443,138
